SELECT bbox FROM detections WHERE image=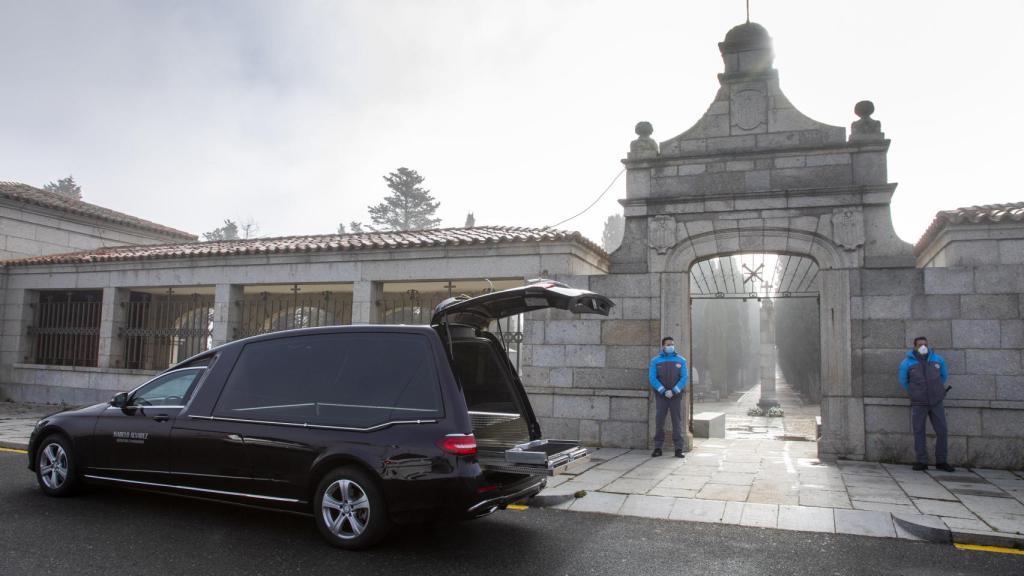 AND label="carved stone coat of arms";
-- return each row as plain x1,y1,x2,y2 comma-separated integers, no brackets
831,208,865,251
649,215,677,254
